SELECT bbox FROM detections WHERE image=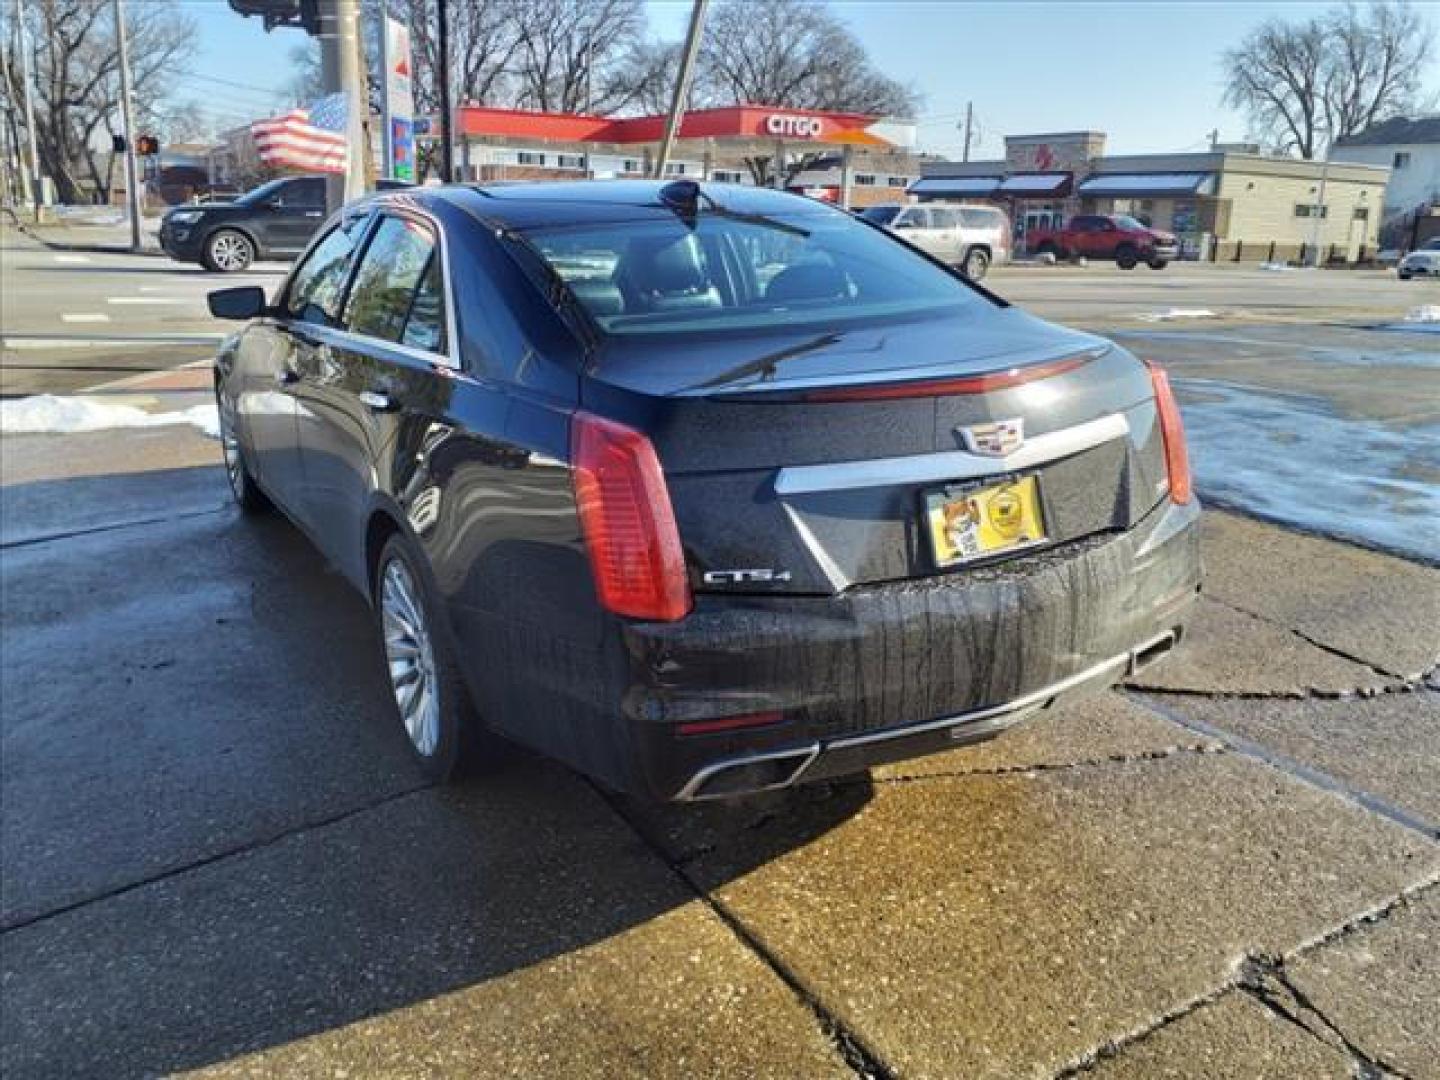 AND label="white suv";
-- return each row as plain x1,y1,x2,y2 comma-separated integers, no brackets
1397,238,1440,280
861,202,1012,281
